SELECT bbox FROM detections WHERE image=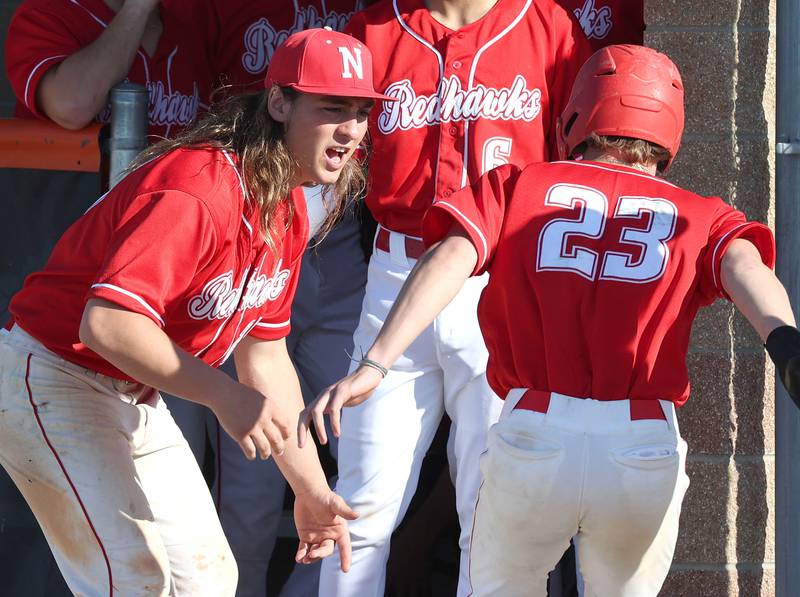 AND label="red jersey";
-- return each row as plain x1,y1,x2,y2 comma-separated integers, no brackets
346,0,591,236
206,0,365,91
556,0,644,50
423,161,775,406
10,148,308,380
5,0,212,139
